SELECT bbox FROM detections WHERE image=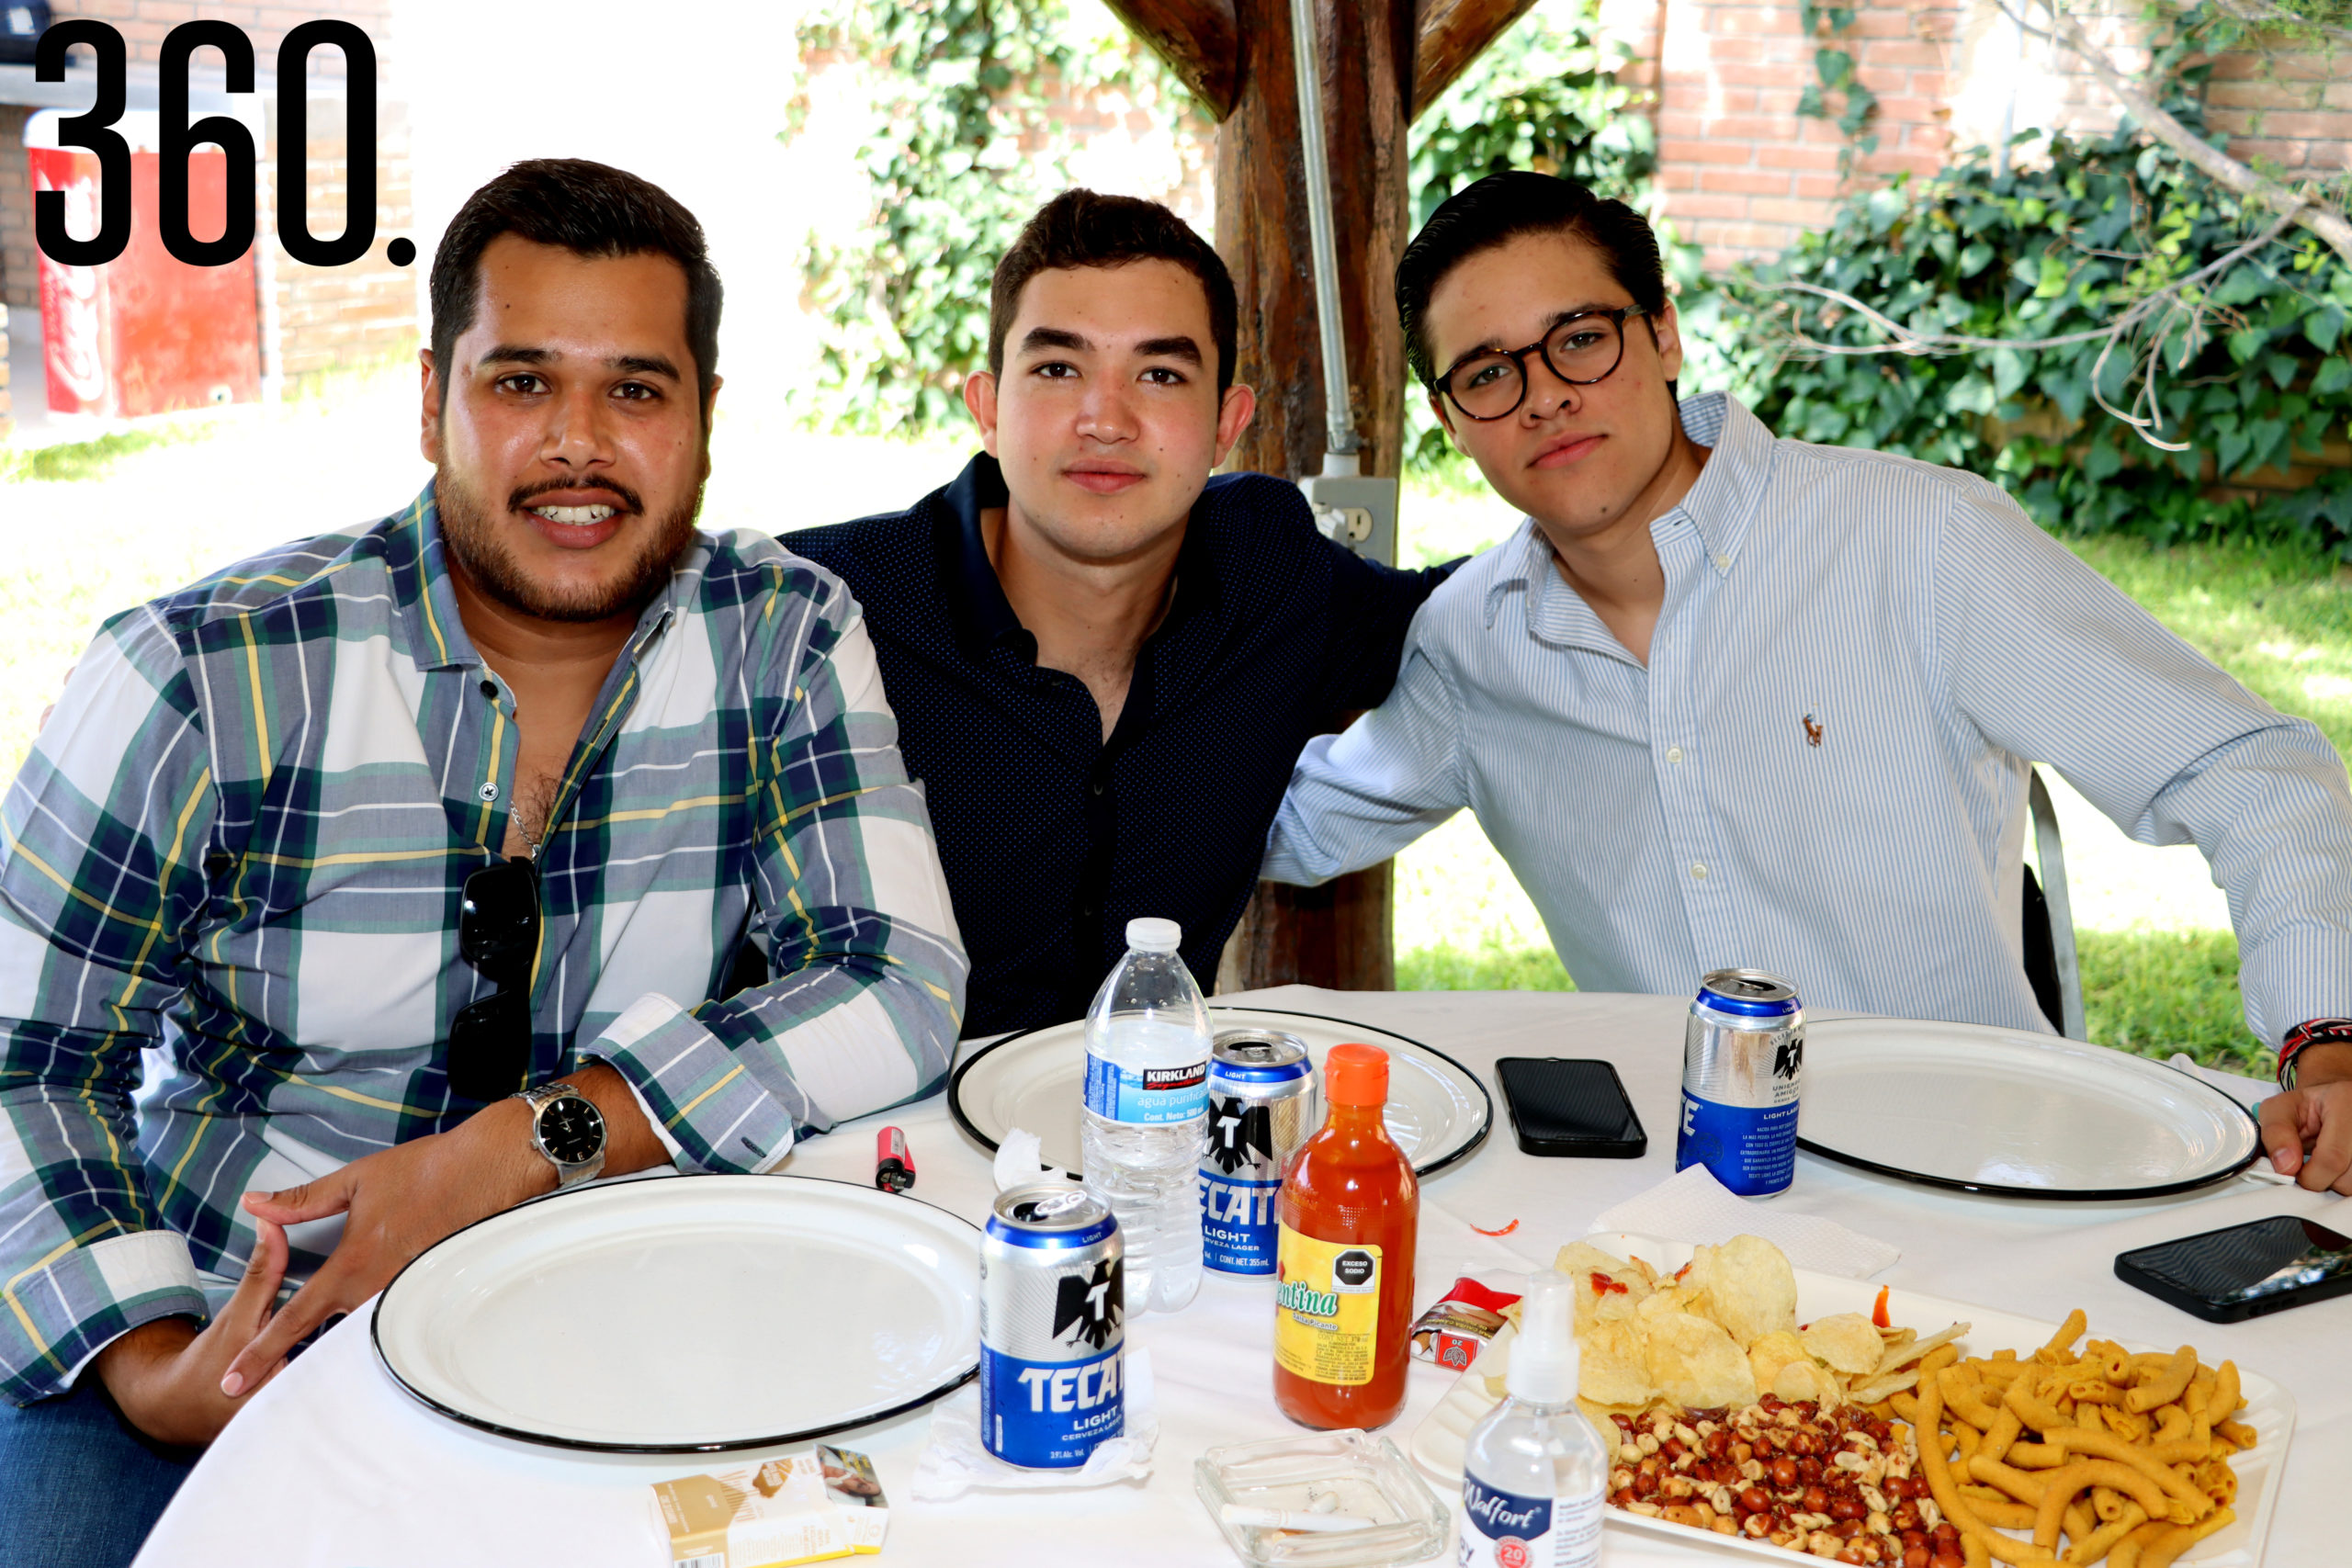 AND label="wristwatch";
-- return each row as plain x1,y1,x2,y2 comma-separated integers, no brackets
514,1080,606,1188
